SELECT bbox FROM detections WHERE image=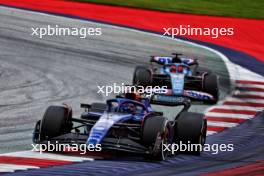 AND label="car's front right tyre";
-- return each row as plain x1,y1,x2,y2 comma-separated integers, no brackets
175,112,207,155
142,116,173,161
